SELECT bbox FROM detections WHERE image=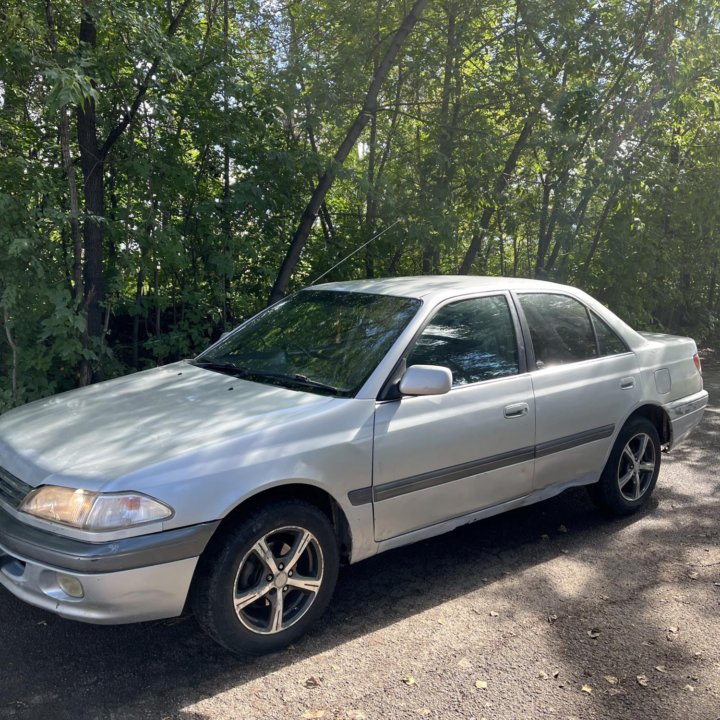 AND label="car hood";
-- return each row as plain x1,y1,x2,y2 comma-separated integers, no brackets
0,362,338,489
